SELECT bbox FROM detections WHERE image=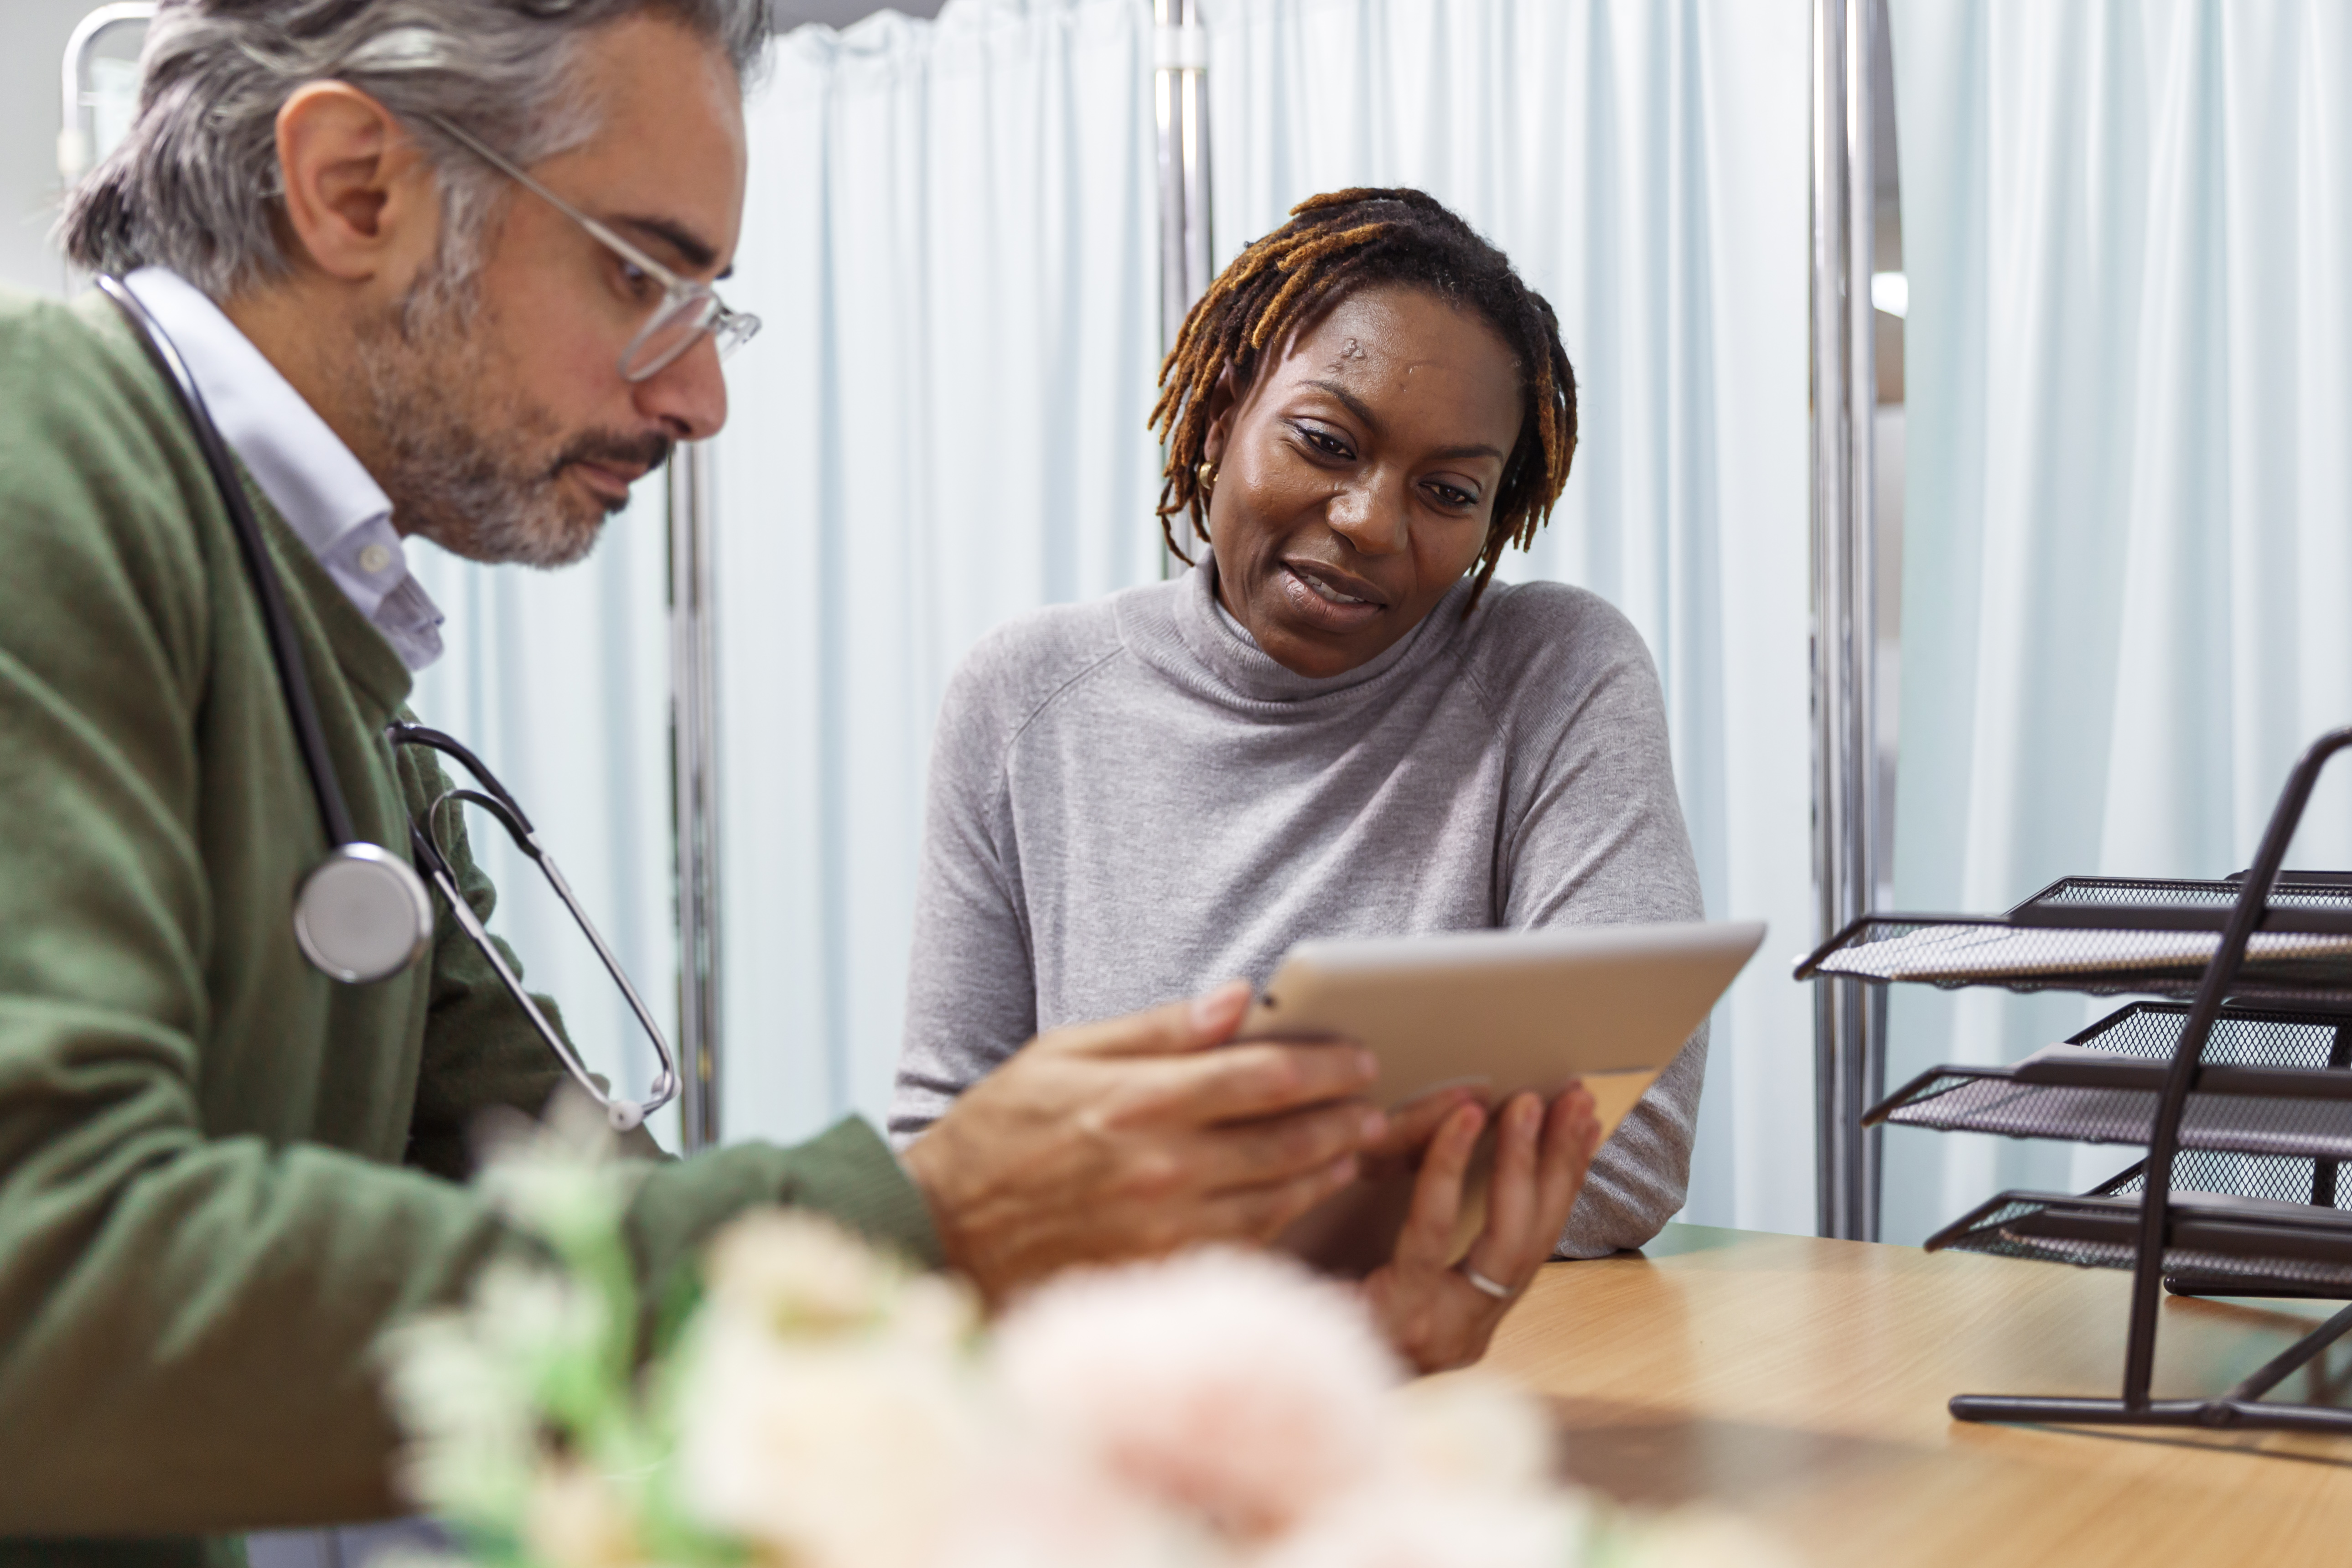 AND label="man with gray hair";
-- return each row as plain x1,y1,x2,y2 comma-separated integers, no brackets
0,1,1409,1558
